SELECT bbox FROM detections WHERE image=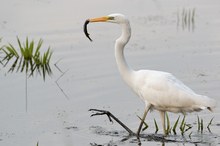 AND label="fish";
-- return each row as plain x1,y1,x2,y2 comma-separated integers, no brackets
84,19,92,41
